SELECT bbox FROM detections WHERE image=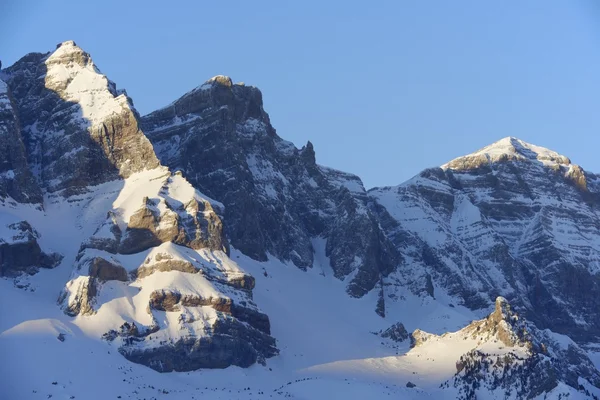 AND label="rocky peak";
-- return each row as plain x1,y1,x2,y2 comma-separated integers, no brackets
3,41,159,193
206,75,233,87
143,75,268,139
443,137,571,171
489,296,514,322
444,297,600,398
144,78,399,304
468,296,528,347
300,140,316,165
371,133,600,342
46,41,93,70
42,40,132,126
